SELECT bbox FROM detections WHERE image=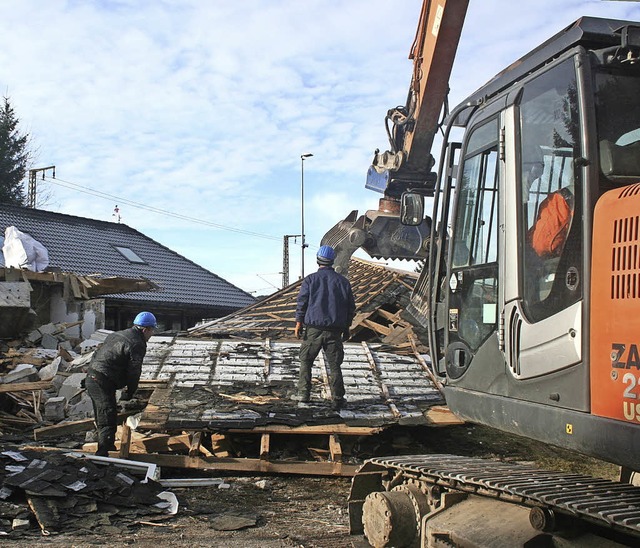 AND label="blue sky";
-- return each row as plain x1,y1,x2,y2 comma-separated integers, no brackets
1,0,639,295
